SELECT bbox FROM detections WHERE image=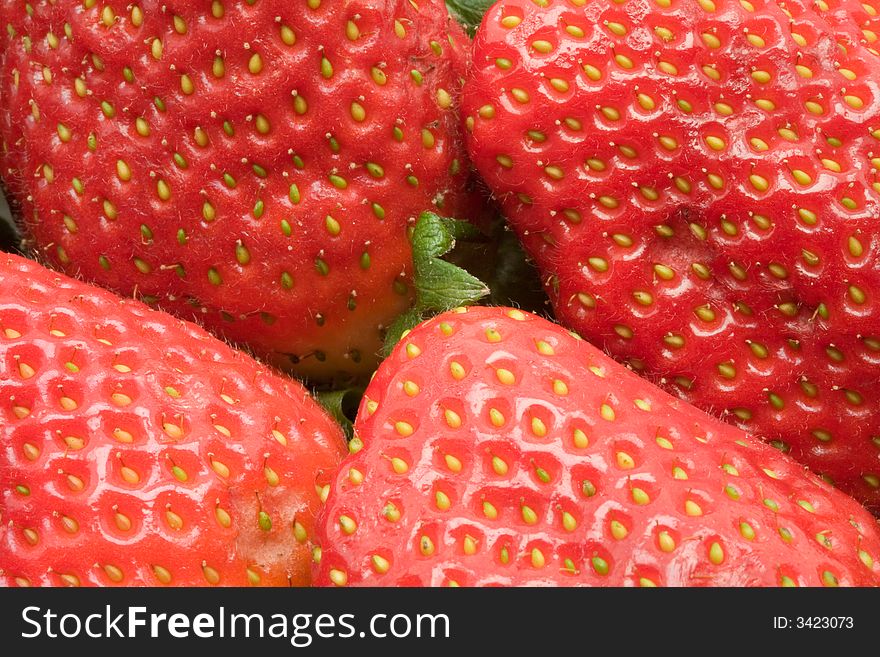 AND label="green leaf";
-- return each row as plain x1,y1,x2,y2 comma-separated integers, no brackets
314,387,364,440
447,0,497,34
383,308,425,356
382,212,490,355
